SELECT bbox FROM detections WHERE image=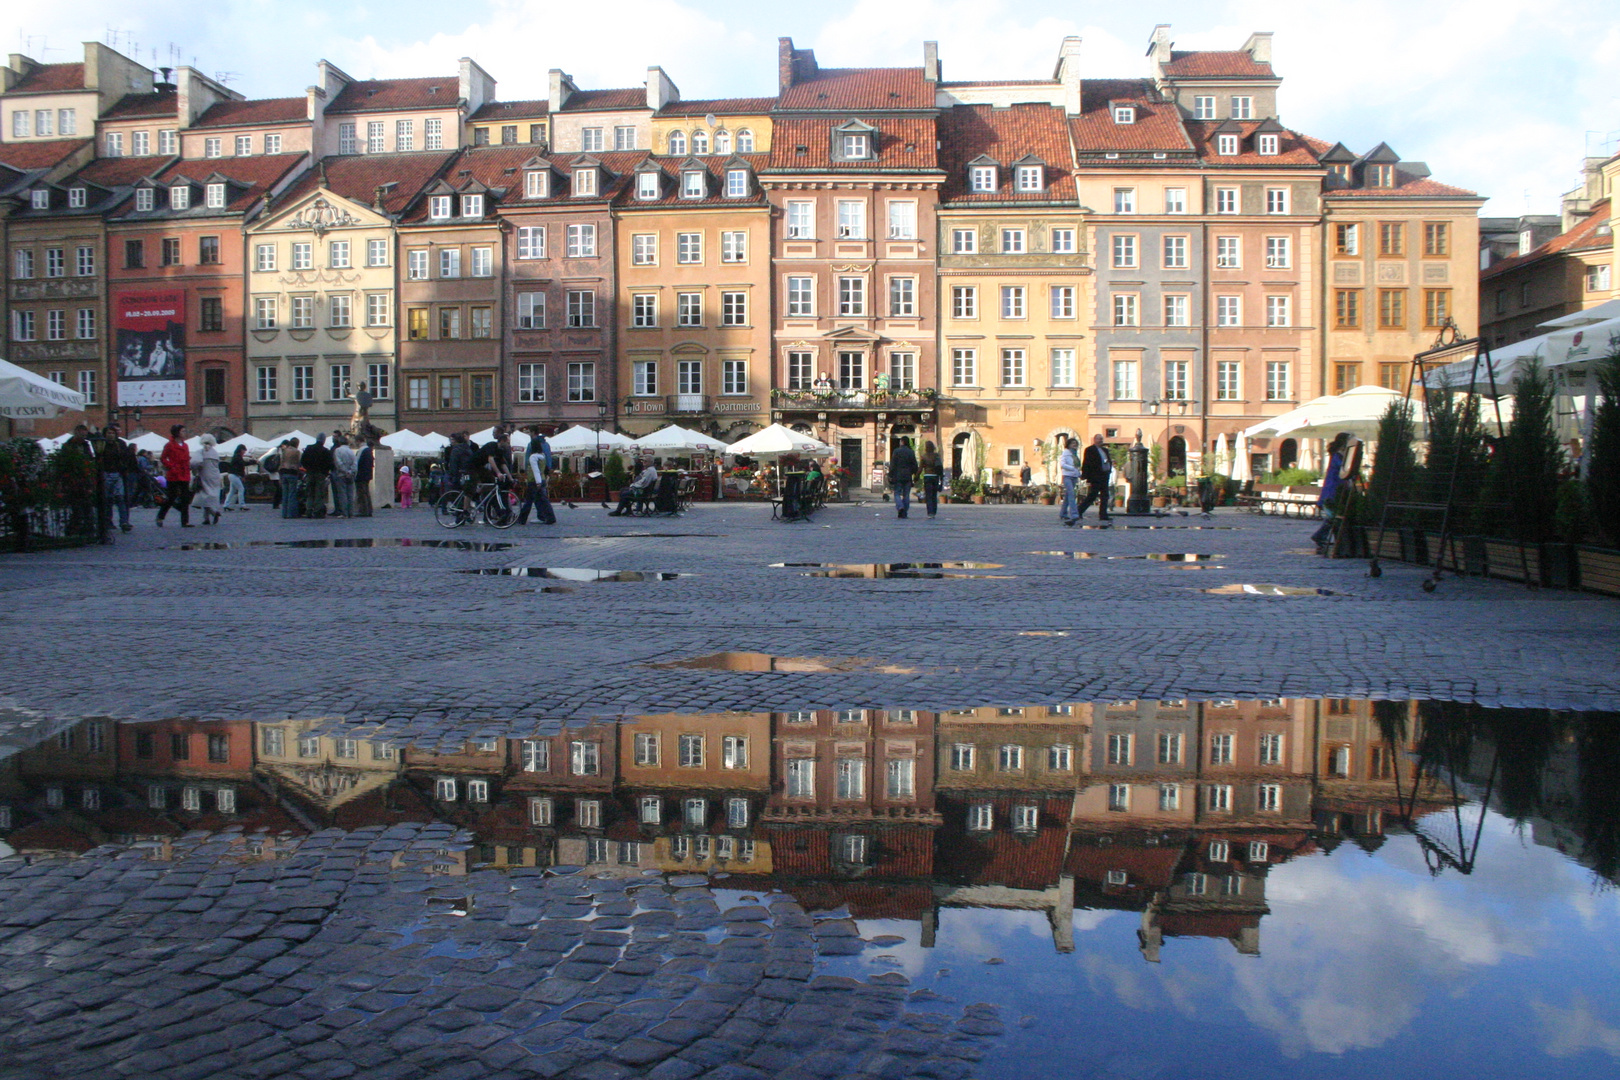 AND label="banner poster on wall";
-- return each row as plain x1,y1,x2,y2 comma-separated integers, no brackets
114,289,186,406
